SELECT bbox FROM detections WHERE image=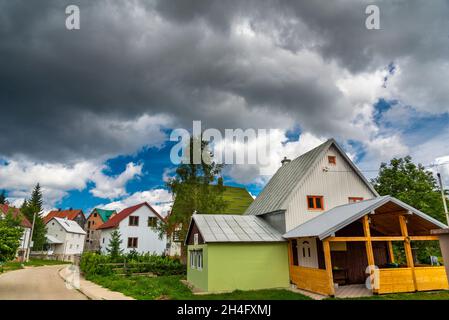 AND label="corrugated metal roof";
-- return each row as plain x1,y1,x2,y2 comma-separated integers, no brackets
52,217,86,235
191,214,285,243
283,196,447,240
245,139,332,216
245,139,378,216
